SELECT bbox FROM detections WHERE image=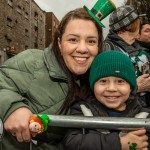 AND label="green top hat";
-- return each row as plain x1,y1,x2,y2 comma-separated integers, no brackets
84,0,116,28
